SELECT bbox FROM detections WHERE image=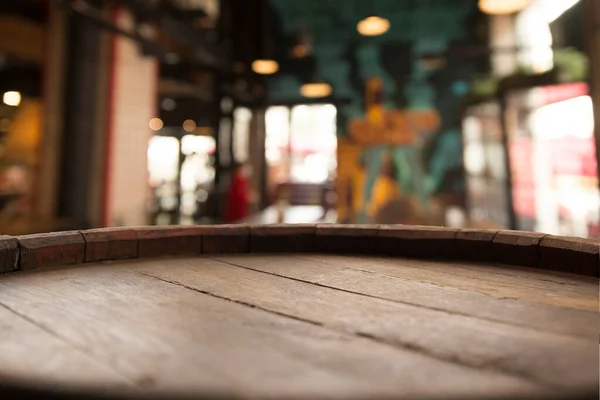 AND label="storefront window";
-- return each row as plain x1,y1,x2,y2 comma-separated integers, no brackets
289,104,337,183
266,104,337,185
506,83,599,238
233,107,251,163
